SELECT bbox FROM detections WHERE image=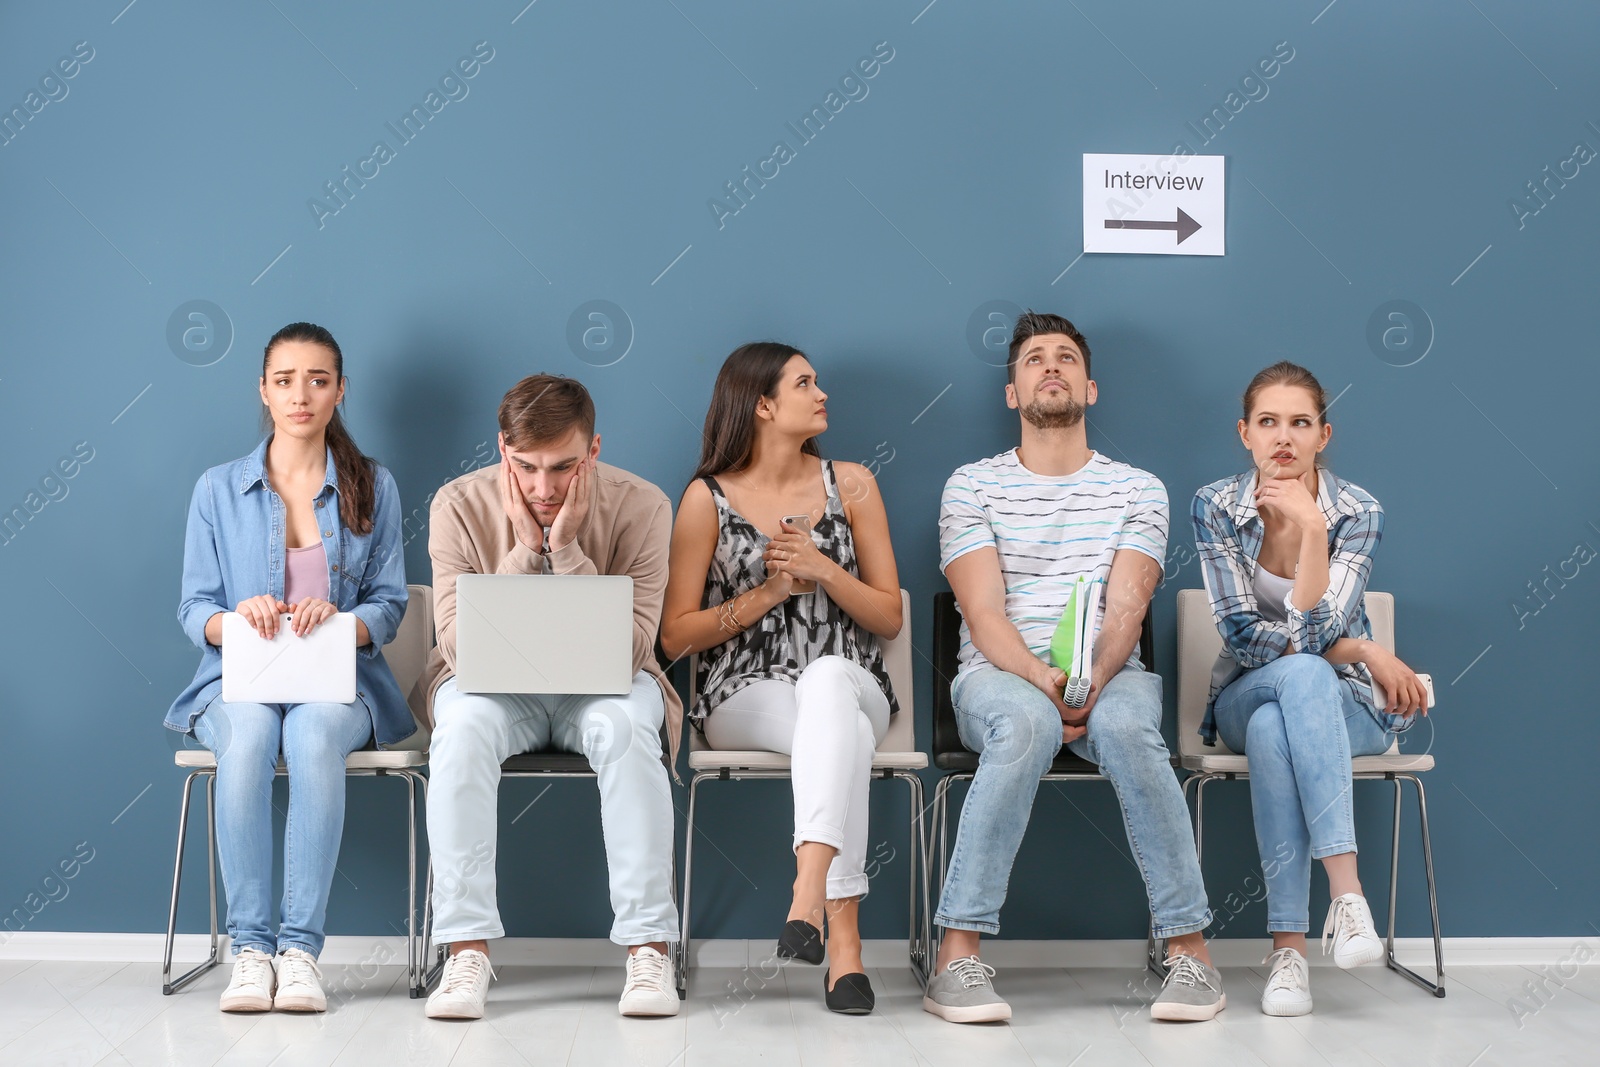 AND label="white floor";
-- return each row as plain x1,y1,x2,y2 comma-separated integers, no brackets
1,956,1596,1067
